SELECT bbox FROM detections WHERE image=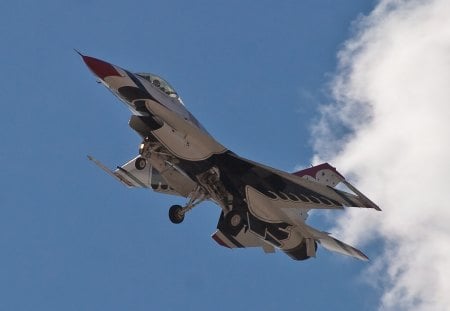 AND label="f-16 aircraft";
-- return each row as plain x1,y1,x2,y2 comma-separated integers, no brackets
80,53,380,261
